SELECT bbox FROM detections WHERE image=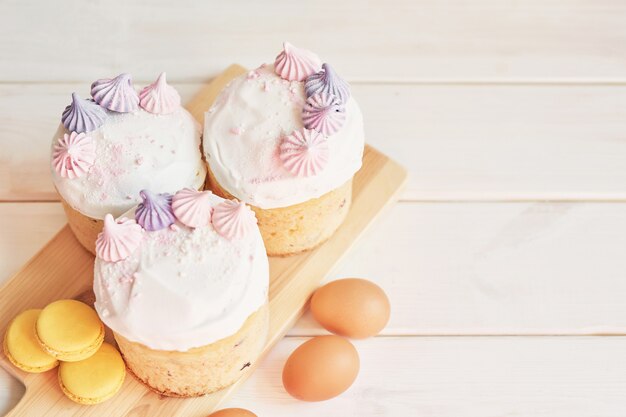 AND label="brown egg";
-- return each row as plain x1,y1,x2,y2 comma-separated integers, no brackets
208,408,257,417
282,335,359,401
310,278,390,338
